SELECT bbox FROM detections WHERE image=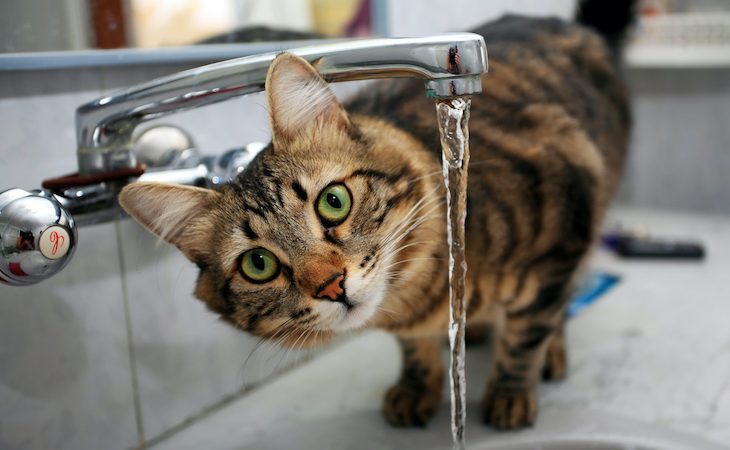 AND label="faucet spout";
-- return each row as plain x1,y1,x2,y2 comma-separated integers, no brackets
76,33,487,175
